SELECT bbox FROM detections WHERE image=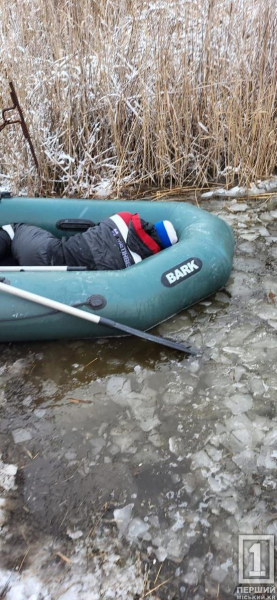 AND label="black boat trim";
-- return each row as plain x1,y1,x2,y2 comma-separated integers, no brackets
56,218,95,231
